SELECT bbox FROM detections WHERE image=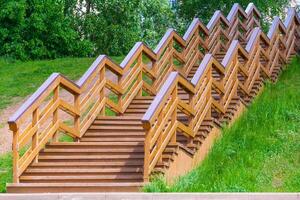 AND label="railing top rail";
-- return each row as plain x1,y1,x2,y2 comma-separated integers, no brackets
245,3,261,18
141,72,178,126
267,17,287,39
246,27,262,52
183,18,209,41
227,3,248,23
191,54,213,86
8,73,80,128
284,8,300,29
120,42,144,69
207,10,230,31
